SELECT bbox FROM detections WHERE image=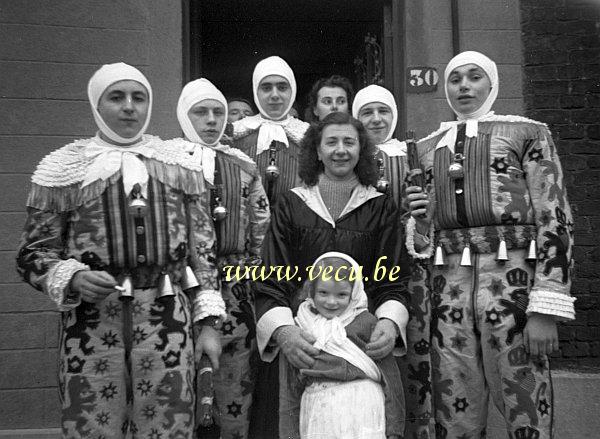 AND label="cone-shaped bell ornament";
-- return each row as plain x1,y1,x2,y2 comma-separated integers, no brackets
117,275,134,301
434,245,446,266
526,239,537,262
157,272,175,301
460,245,472,266
180,265,200,290
496,239,509,262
